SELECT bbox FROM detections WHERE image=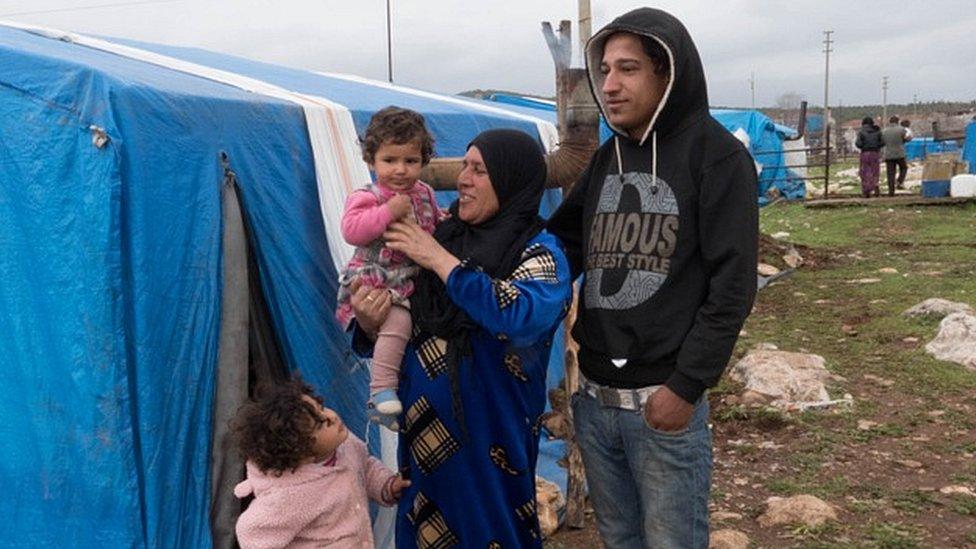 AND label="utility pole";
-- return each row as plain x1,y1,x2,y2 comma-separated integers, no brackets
913,92,918,117
386,0,393,83
822,30,833,198
578,0,592,58
750,72,756,109
882,76,889,122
